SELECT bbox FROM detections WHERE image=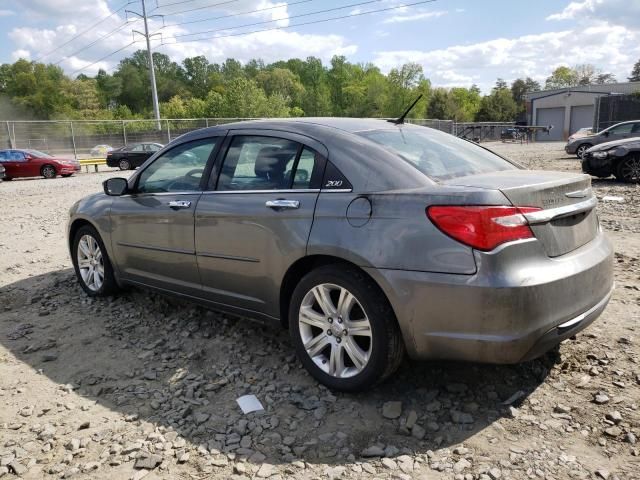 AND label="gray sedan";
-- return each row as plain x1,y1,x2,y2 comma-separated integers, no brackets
68,118,614,391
